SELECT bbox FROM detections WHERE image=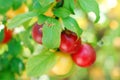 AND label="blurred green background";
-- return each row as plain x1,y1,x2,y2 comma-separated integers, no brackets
0,0,120,80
